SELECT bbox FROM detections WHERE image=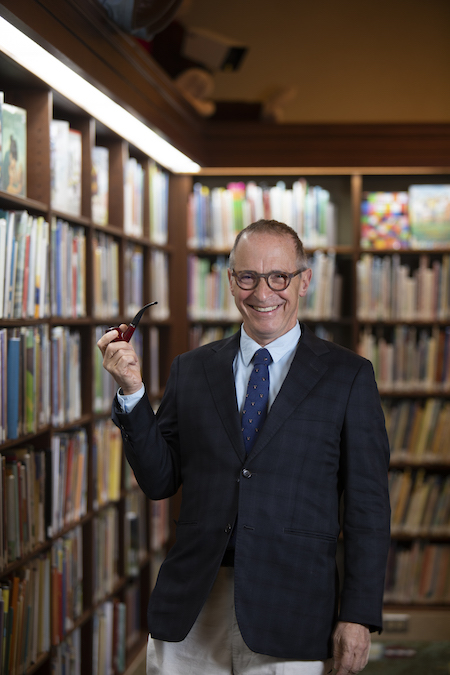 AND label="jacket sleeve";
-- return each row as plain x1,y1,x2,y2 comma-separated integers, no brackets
338,358,391,632
112,355,182,500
